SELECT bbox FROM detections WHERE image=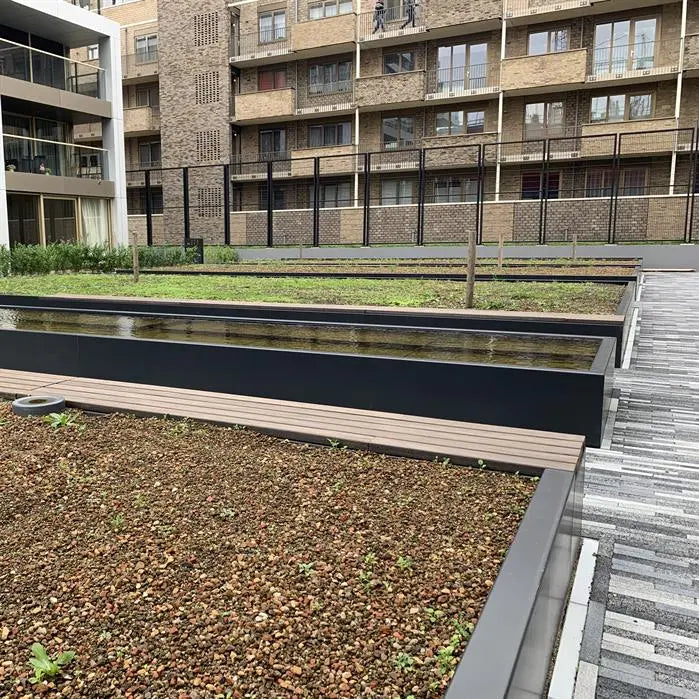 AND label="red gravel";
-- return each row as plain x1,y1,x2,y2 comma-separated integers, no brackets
0,408,535,698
